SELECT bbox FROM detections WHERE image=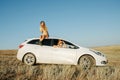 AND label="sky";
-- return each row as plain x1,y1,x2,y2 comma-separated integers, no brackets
0,0,120,49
